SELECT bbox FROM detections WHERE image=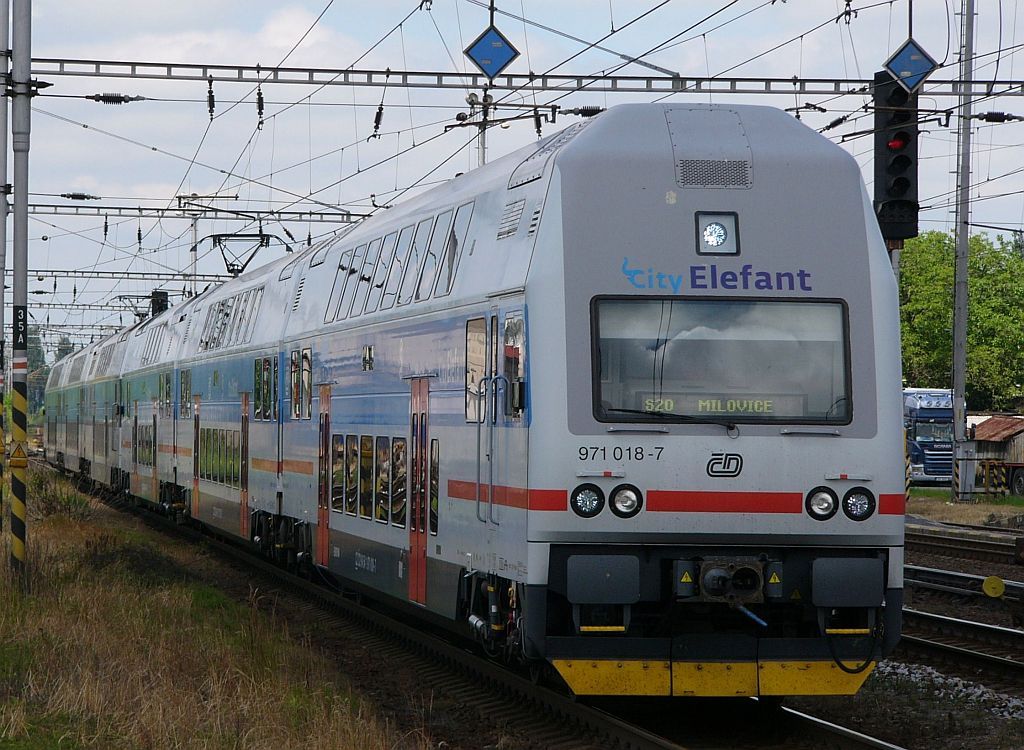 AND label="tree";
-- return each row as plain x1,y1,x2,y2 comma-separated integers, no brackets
899,230,1024,411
